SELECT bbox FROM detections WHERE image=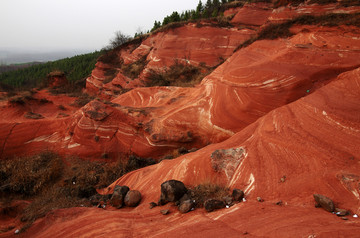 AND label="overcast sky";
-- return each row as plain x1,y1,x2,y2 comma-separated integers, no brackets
0,0,199,52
